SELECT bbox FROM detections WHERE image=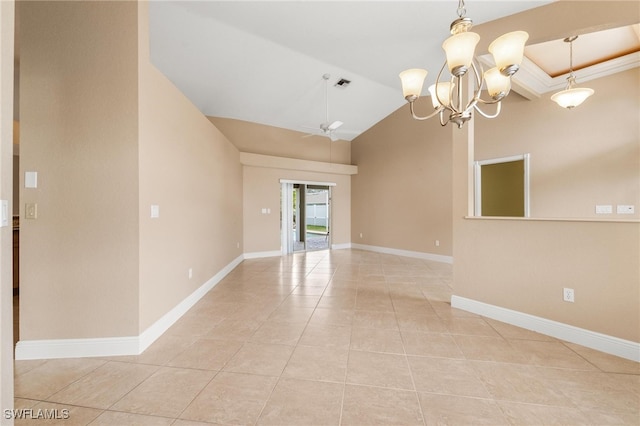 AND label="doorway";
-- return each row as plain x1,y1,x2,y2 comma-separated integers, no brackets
280,181,333,254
